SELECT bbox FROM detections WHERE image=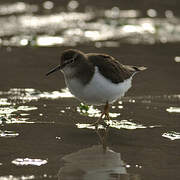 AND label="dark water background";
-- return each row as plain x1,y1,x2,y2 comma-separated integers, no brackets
0,0,180,180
